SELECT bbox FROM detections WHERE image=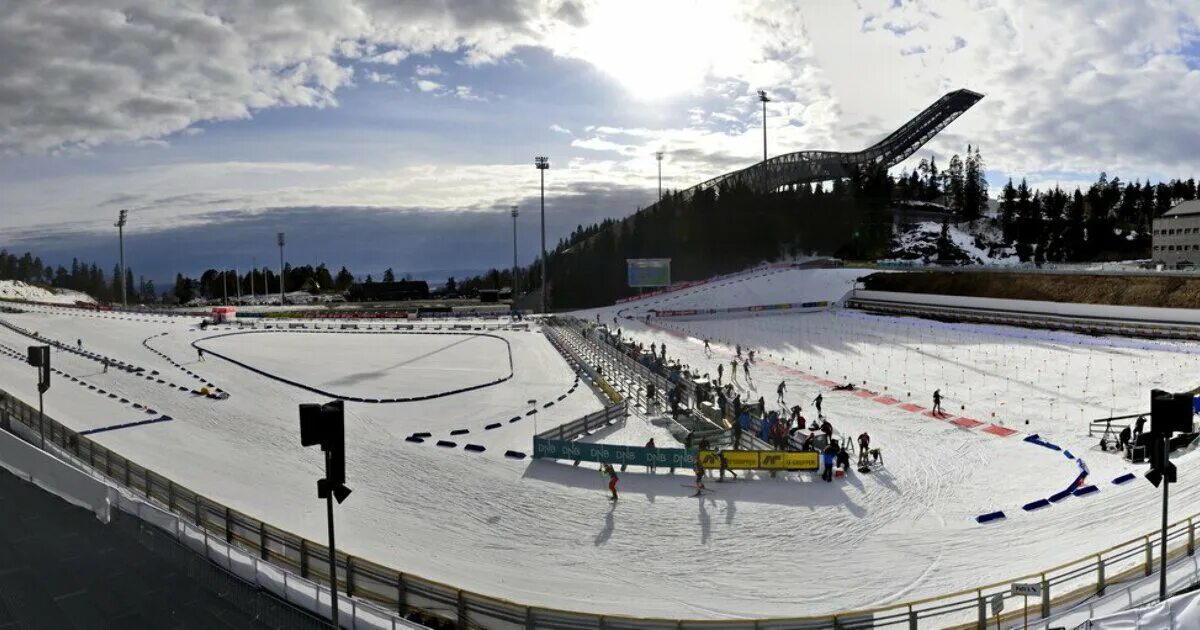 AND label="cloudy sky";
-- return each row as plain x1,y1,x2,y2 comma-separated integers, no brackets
2,0,1199,282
